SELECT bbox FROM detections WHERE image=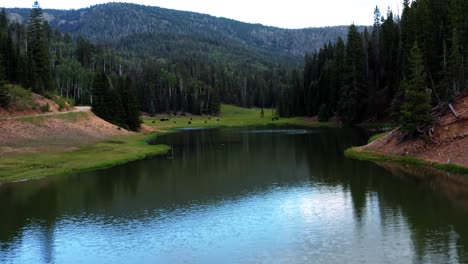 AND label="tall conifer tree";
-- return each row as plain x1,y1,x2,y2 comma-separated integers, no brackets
27,1,52,93
400,42,432,133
